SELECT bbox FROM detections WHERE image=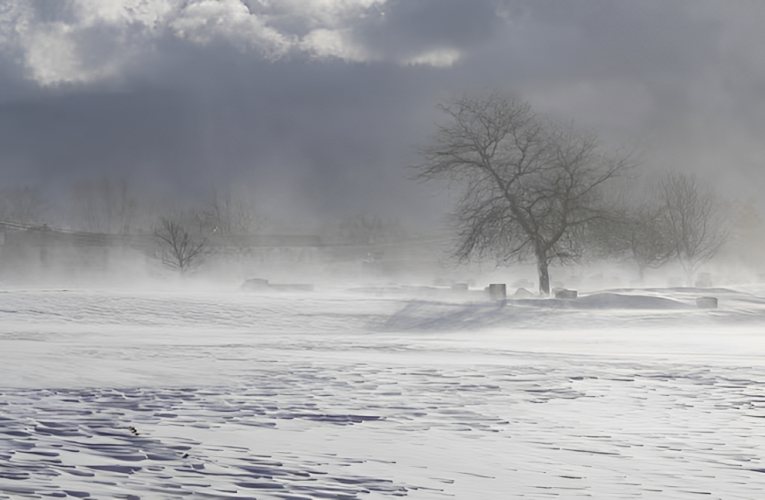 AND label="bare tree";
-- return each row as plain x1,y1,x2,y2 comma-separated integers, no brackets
153,216,207,274
196,189,260,237
726,199,765,271
589,202,675,280
71,177,136,234
414,93,632,294
659,172,728,284
625,204,676,279
332,214,407,245
0,186,46,225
